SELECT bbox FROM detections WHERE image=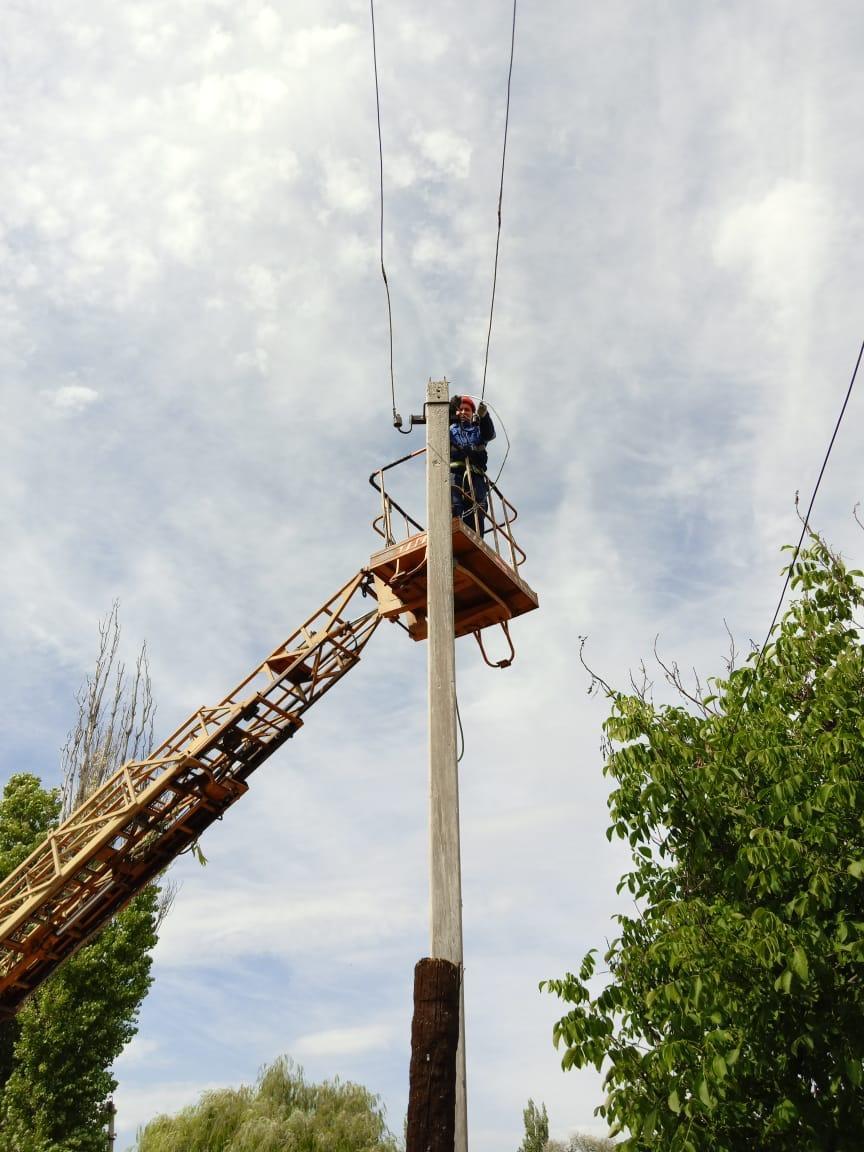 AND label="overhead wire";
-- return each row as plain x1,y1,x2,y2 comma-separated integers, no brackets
369,0,410,433
370,0,519,421
456,393,512,483
456,692,465,763
484,398,512,484
480,0,518,405
725,335,864,745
